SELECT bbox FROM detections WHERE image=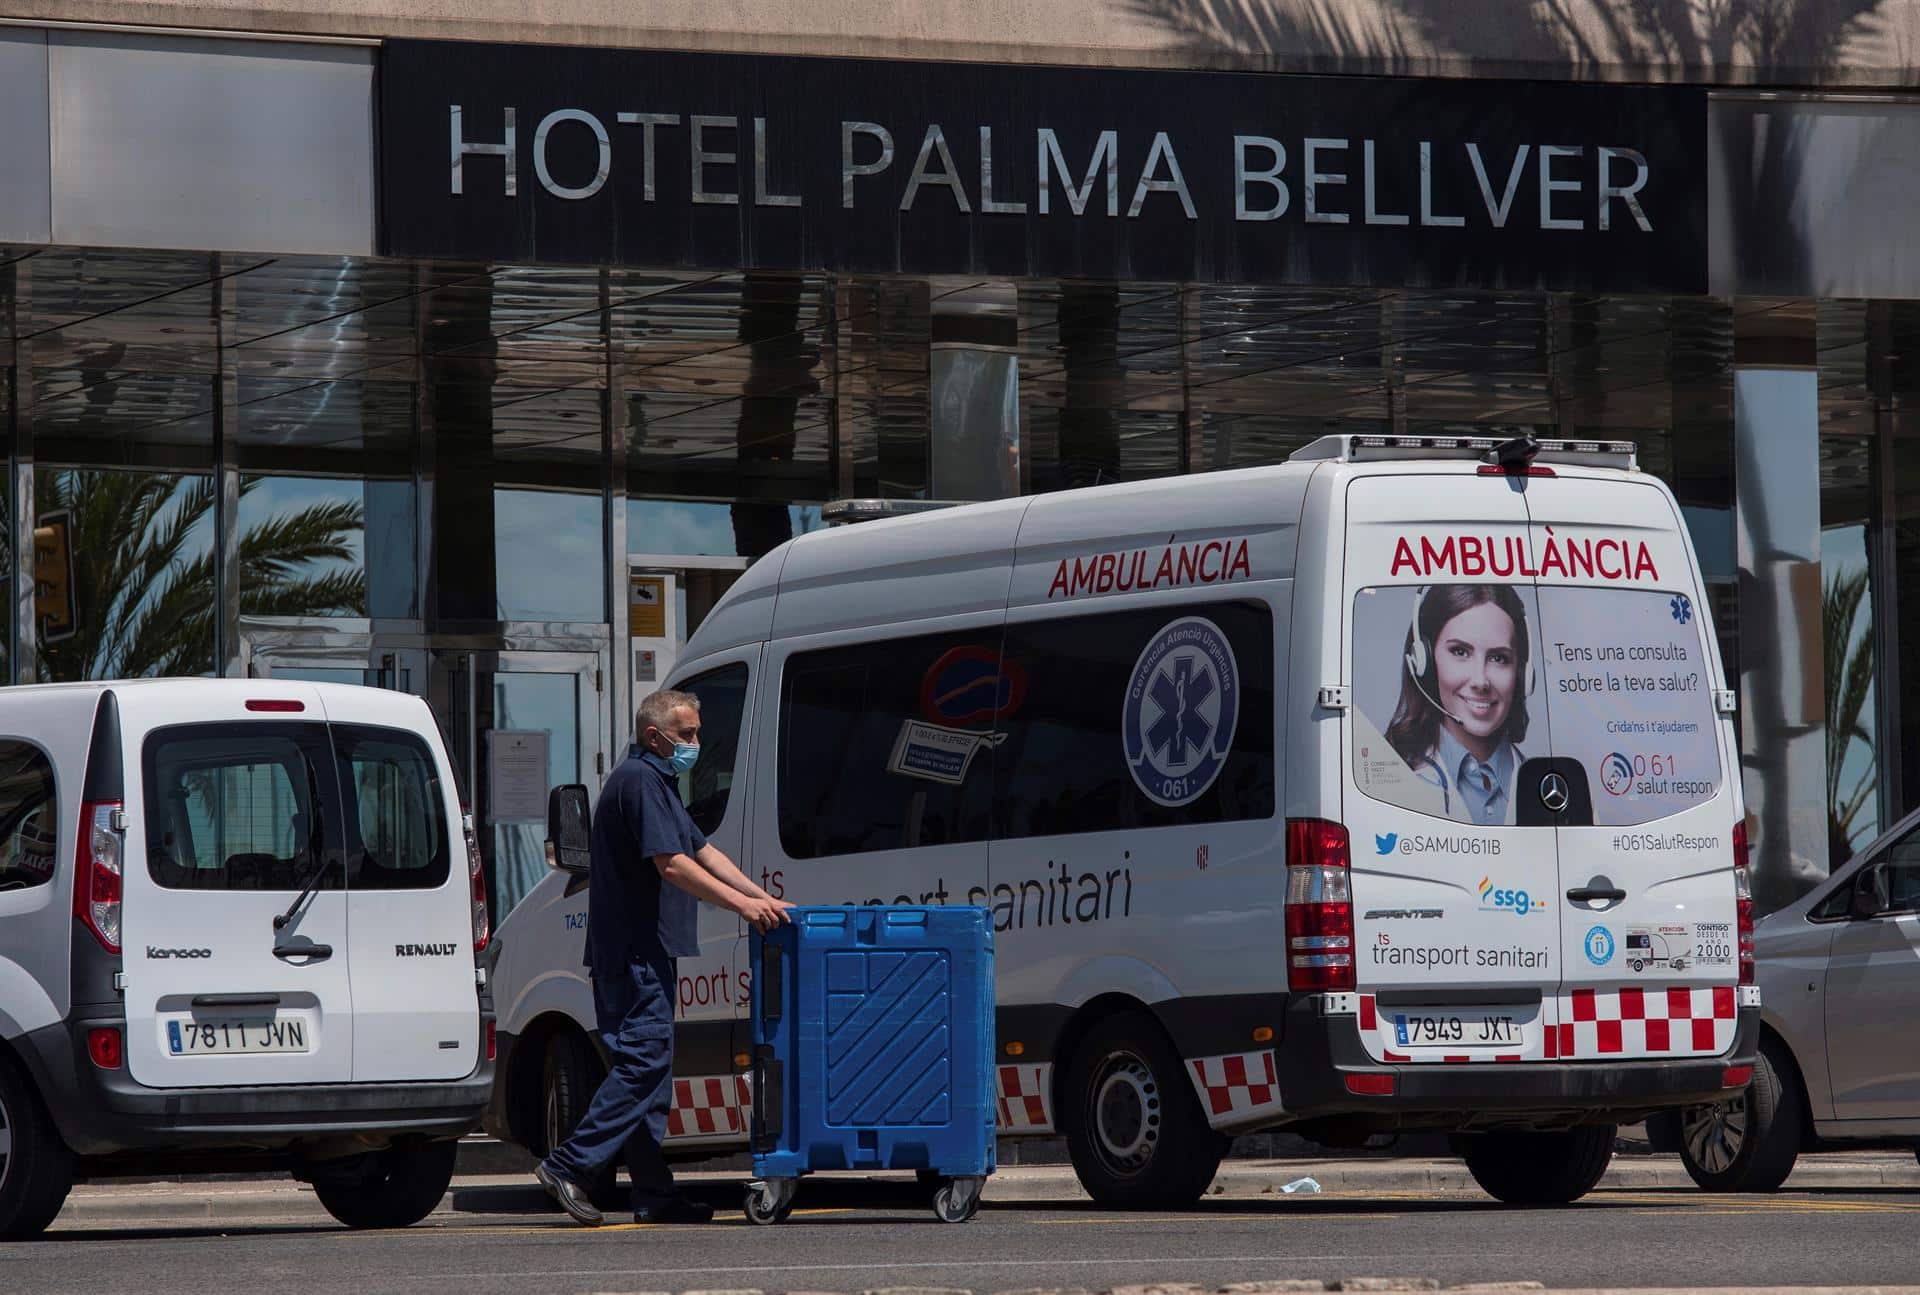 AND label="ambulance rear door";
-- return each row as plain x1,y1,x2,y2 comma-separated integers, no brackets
1342,470,1561,1063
